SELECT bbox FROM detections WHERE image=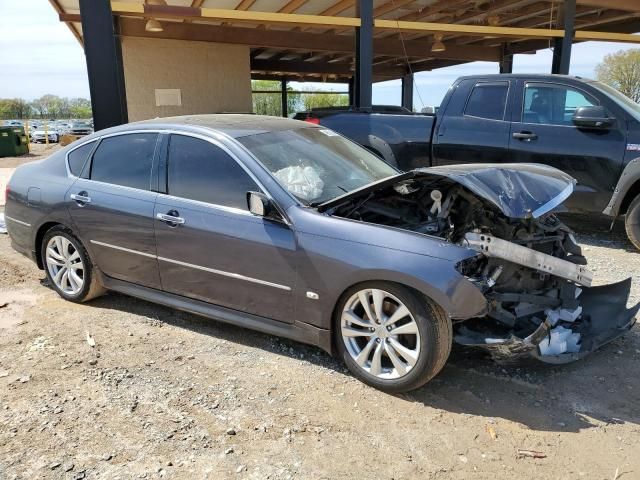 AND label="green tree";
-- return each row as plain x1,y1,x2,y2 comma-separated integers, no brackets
0,98,32,119
595,49,640,102
251,80,301,116
299,89,349,111
69,98,93,118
